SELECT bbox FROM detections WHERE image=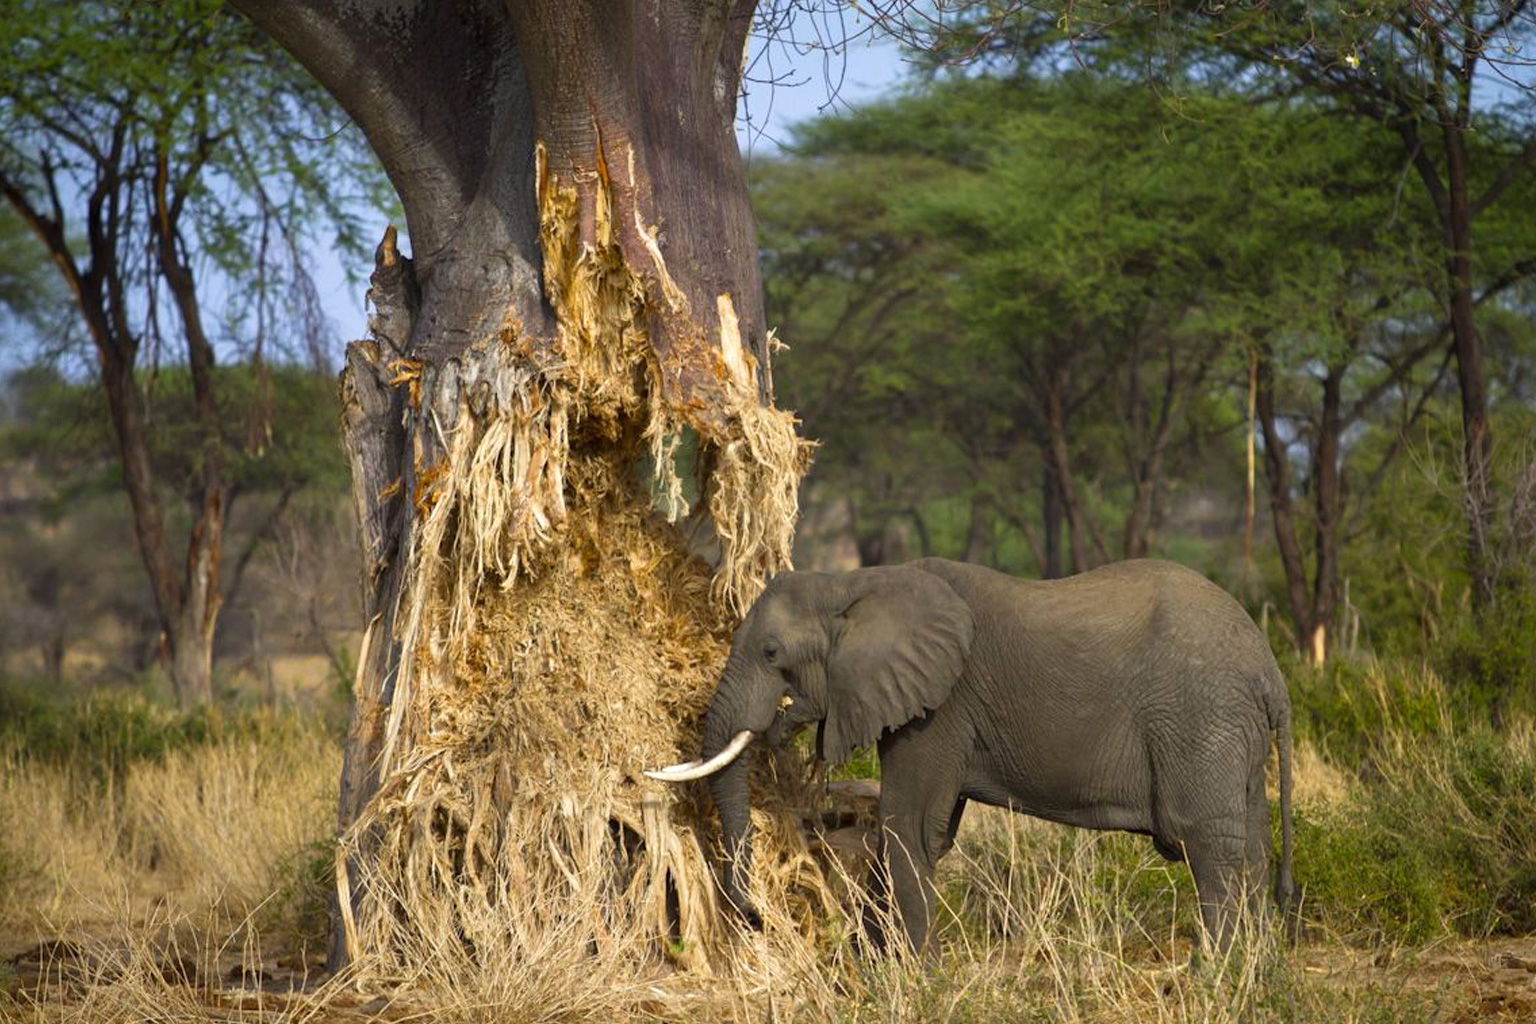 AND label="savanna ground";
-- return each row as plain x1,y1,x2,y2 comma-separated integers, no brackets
2,657,1534,1024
